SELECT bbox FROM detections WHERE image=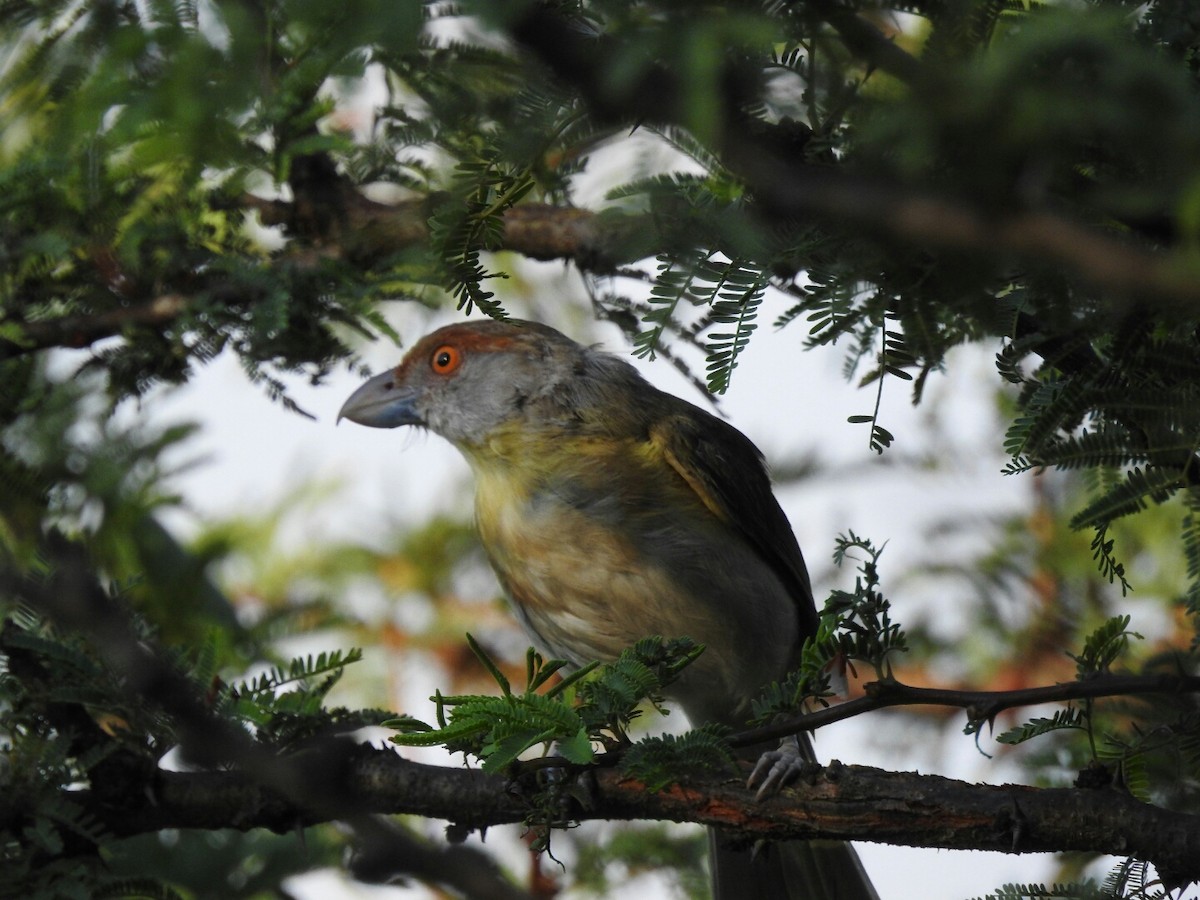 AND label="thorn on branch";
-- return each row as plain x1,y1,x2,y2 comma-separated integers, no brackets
1003,795,1028,853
